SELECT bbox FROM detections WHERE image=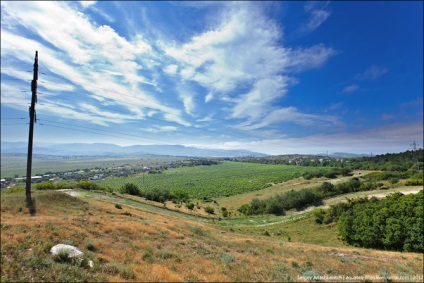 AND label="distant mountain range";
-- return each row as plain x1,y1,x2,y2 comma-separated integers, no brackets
0,142,267,158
